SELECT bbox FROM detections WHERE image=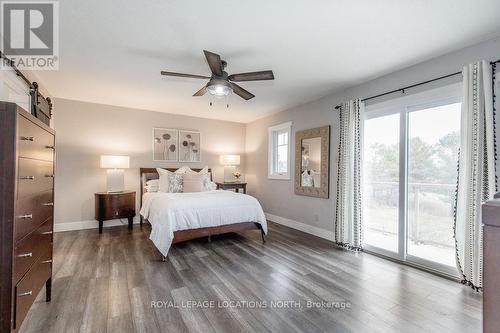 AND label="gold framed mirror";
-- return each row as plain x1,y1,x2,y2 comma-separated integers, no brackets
294,126,330,198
